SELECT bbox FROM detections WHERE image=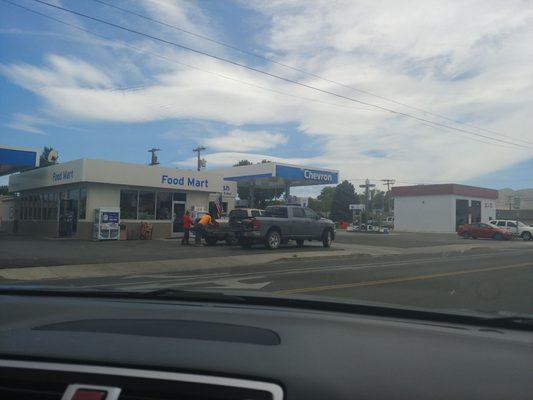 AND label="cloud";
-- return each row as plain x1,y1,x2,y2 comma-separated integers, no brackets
174,151,307,169
0,54,114,91
206,129,287,151
2,0,533,187
3,114,49,135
